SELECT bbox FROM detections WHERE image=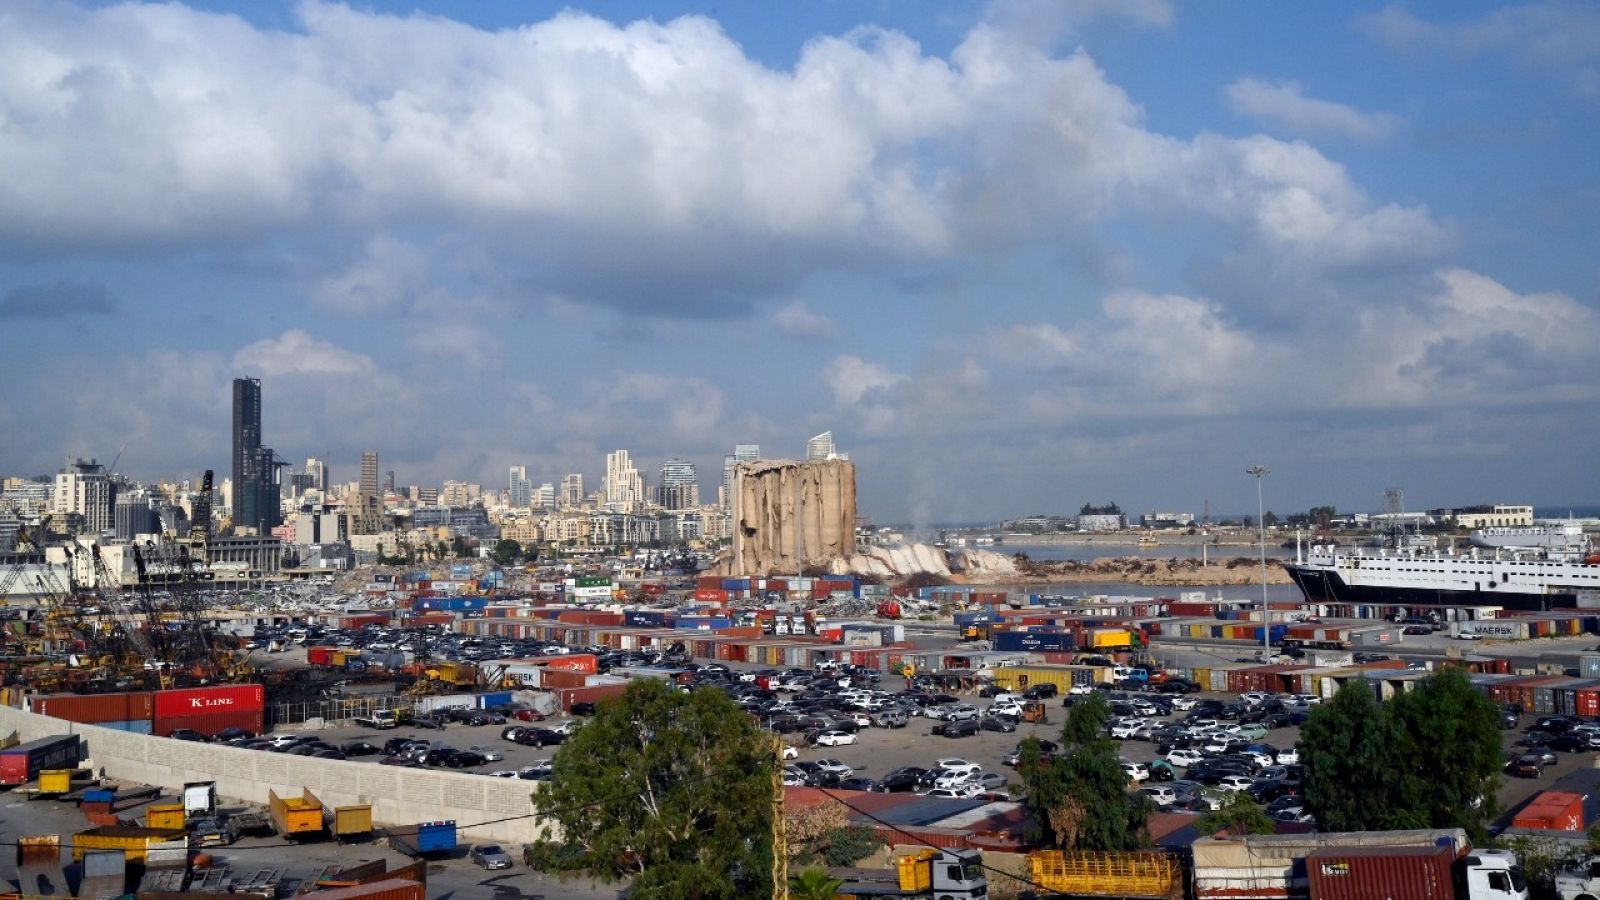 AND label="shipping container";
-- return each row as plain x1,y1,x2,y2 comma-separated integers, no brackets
329,803,375,843
0,734,81,786
28,691,154,724
993,631,1076,653
97,720,153,734
388,820,457,857
145,803,185,831
270,788,326,839
153,707,264,739
71,826,187,863
1305,845,1455,900
302,878,426,900
1512,791,1585,831
153,684,264,719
